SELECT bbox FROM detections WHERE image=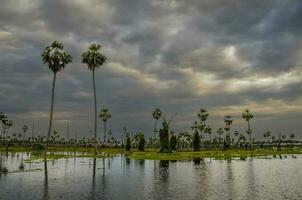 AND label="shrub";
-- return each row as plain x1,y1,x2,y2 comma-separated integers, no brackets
193,130,200,151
